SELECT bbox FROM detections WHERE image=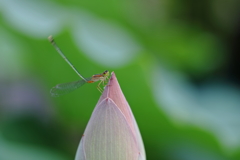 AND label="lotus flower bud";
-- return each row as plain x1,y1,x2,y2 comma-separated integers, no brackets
75,72,146,160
